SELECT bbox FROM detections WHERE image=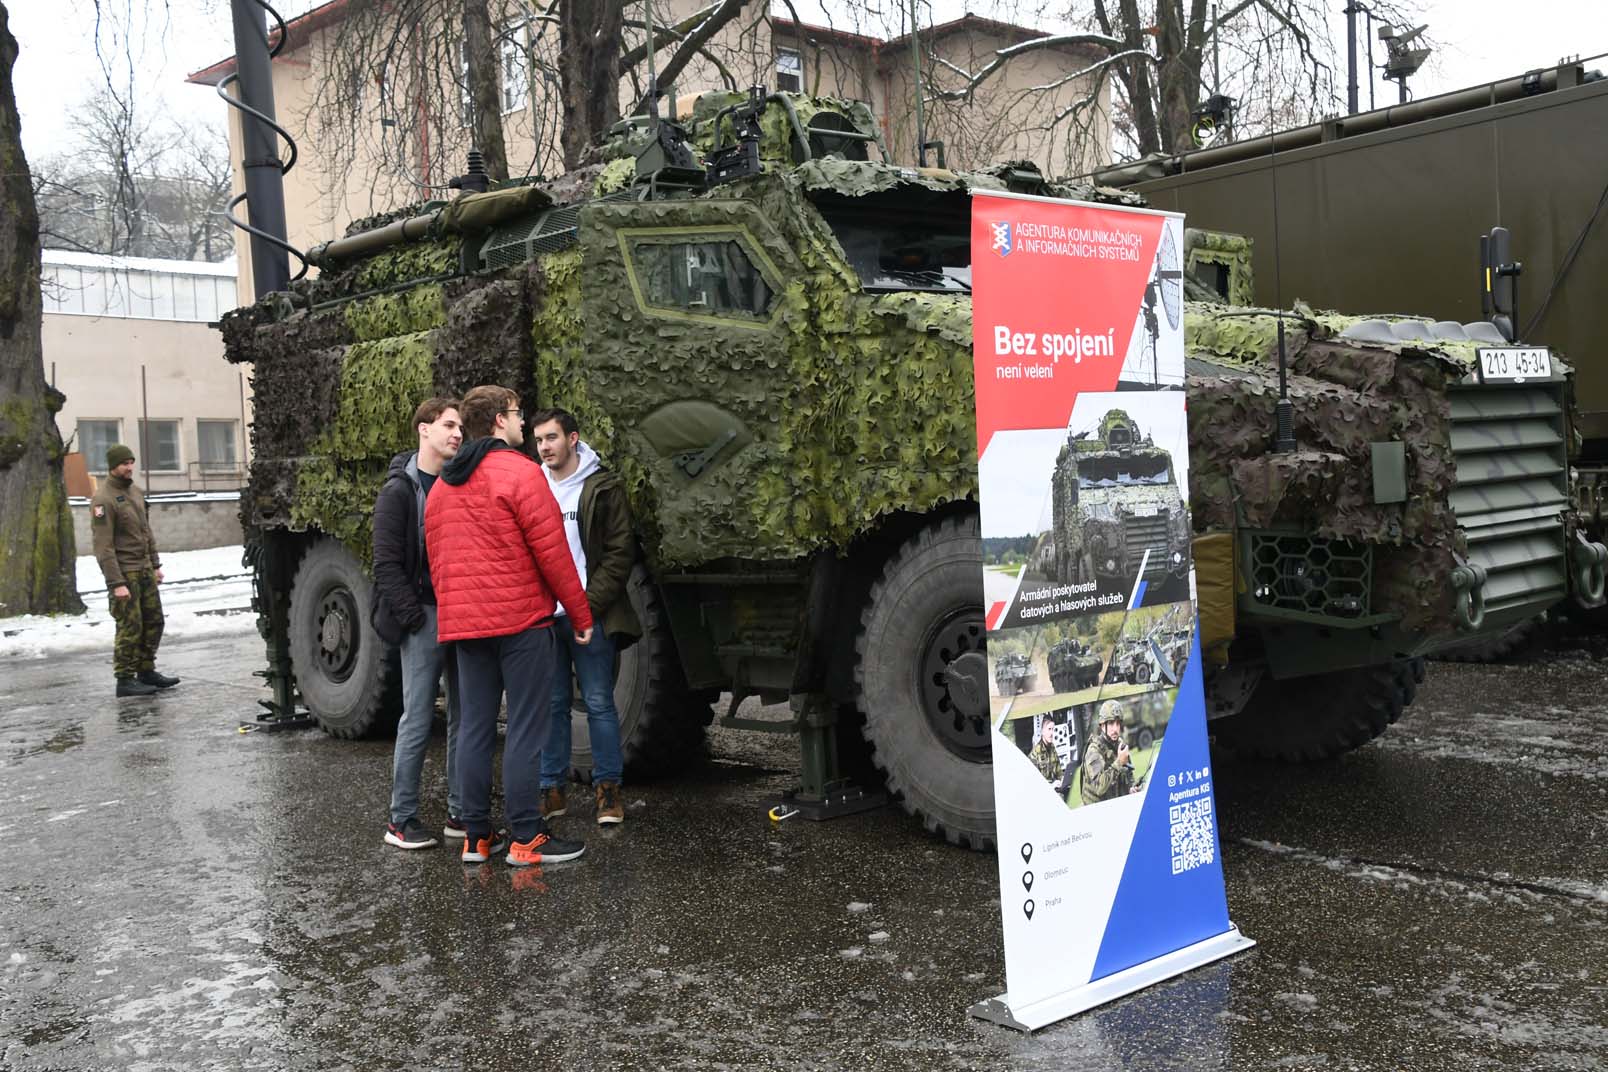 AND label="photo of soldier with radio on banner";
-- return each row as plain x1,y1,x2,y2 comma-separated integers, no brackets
970,191,1251,1032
